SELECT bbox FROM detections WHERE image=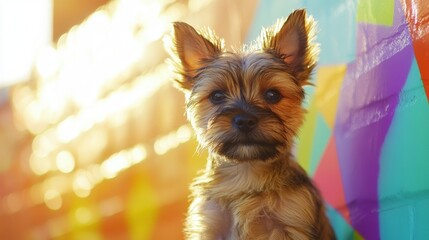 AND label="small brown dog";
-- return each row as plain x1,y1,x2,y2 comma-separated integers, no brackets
167,9,335,240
